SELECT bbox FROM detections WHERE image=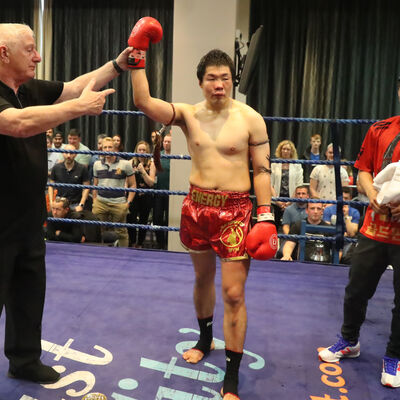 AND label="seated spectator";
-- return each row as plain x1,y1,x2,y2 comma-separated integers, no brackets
66,128,91,166
73,209,103,244
353,174,369,217
302,133,322,182
127,140,156,248
153,133,171,249
47,197,84,243
275,185,310,259
92,137,136,247
323,187,360,265
281,185,310,234
323,187,360,237
271,139,303,229
281,201,333,263
49,144,90,212
309,143,349,200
